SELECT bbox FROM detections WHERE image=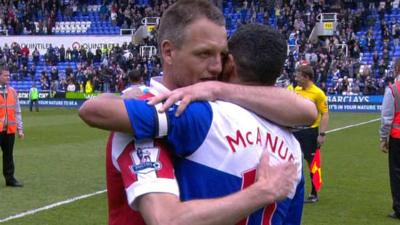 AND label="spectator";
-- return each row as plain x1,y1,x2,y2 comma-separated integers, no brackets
364,76,379,95
29,65,36,81
79,47,87,63
383,48,390,67
19,65,28,80
32,48,40,65
66,47,72,61
59,77,67,91
379,59,387,78
65,65,73,77
101,67,112,93
59,45,65,62
367,33,375,52
95,47,102,63
87,49,94,65
20,45,29,66
40,71,49,91
71,47,79,62
66,79,76,92
50,66,59,91
99,4,109,21
373,50,379,70
394,22,400,47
